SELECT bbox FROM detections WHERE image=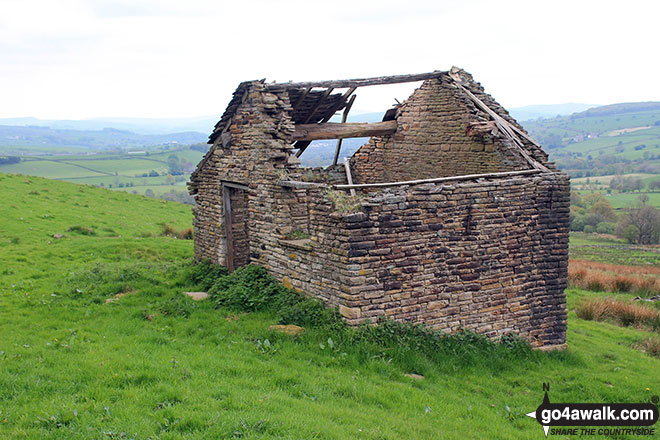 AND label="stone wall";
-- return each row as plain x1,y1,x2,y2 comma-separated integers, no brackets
351,74,530,184
337,173,570,347
189,82,359,314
